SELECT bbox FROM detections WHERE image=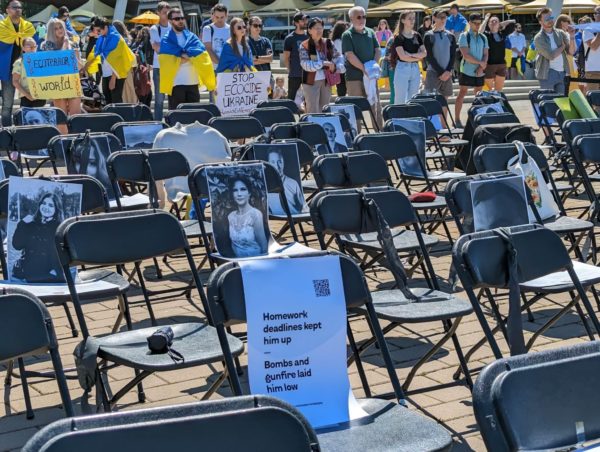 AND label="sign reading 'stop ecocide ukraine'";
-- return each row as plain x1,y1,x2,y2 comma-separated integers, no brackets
216,71,270,116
